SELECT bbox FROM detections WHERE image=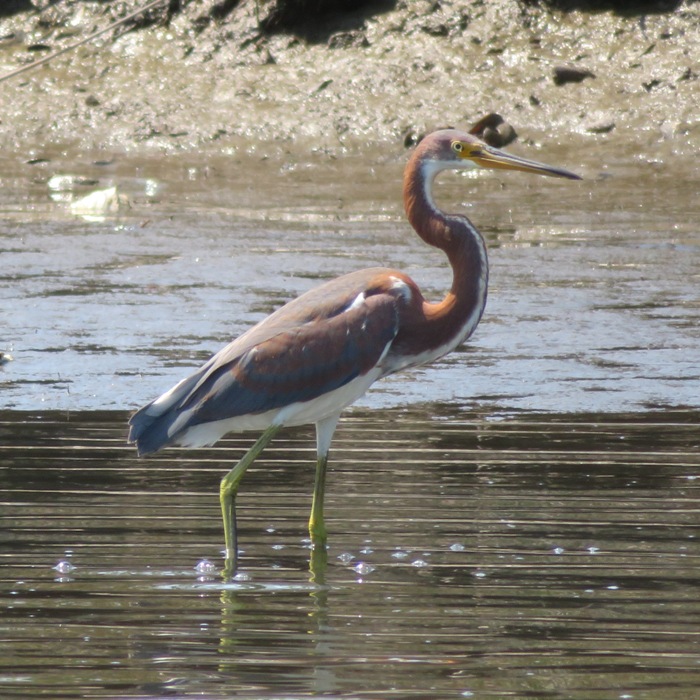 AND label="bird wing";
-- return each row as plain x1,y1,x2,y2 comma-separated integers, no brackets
182,283,401,423
129,268,410,452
